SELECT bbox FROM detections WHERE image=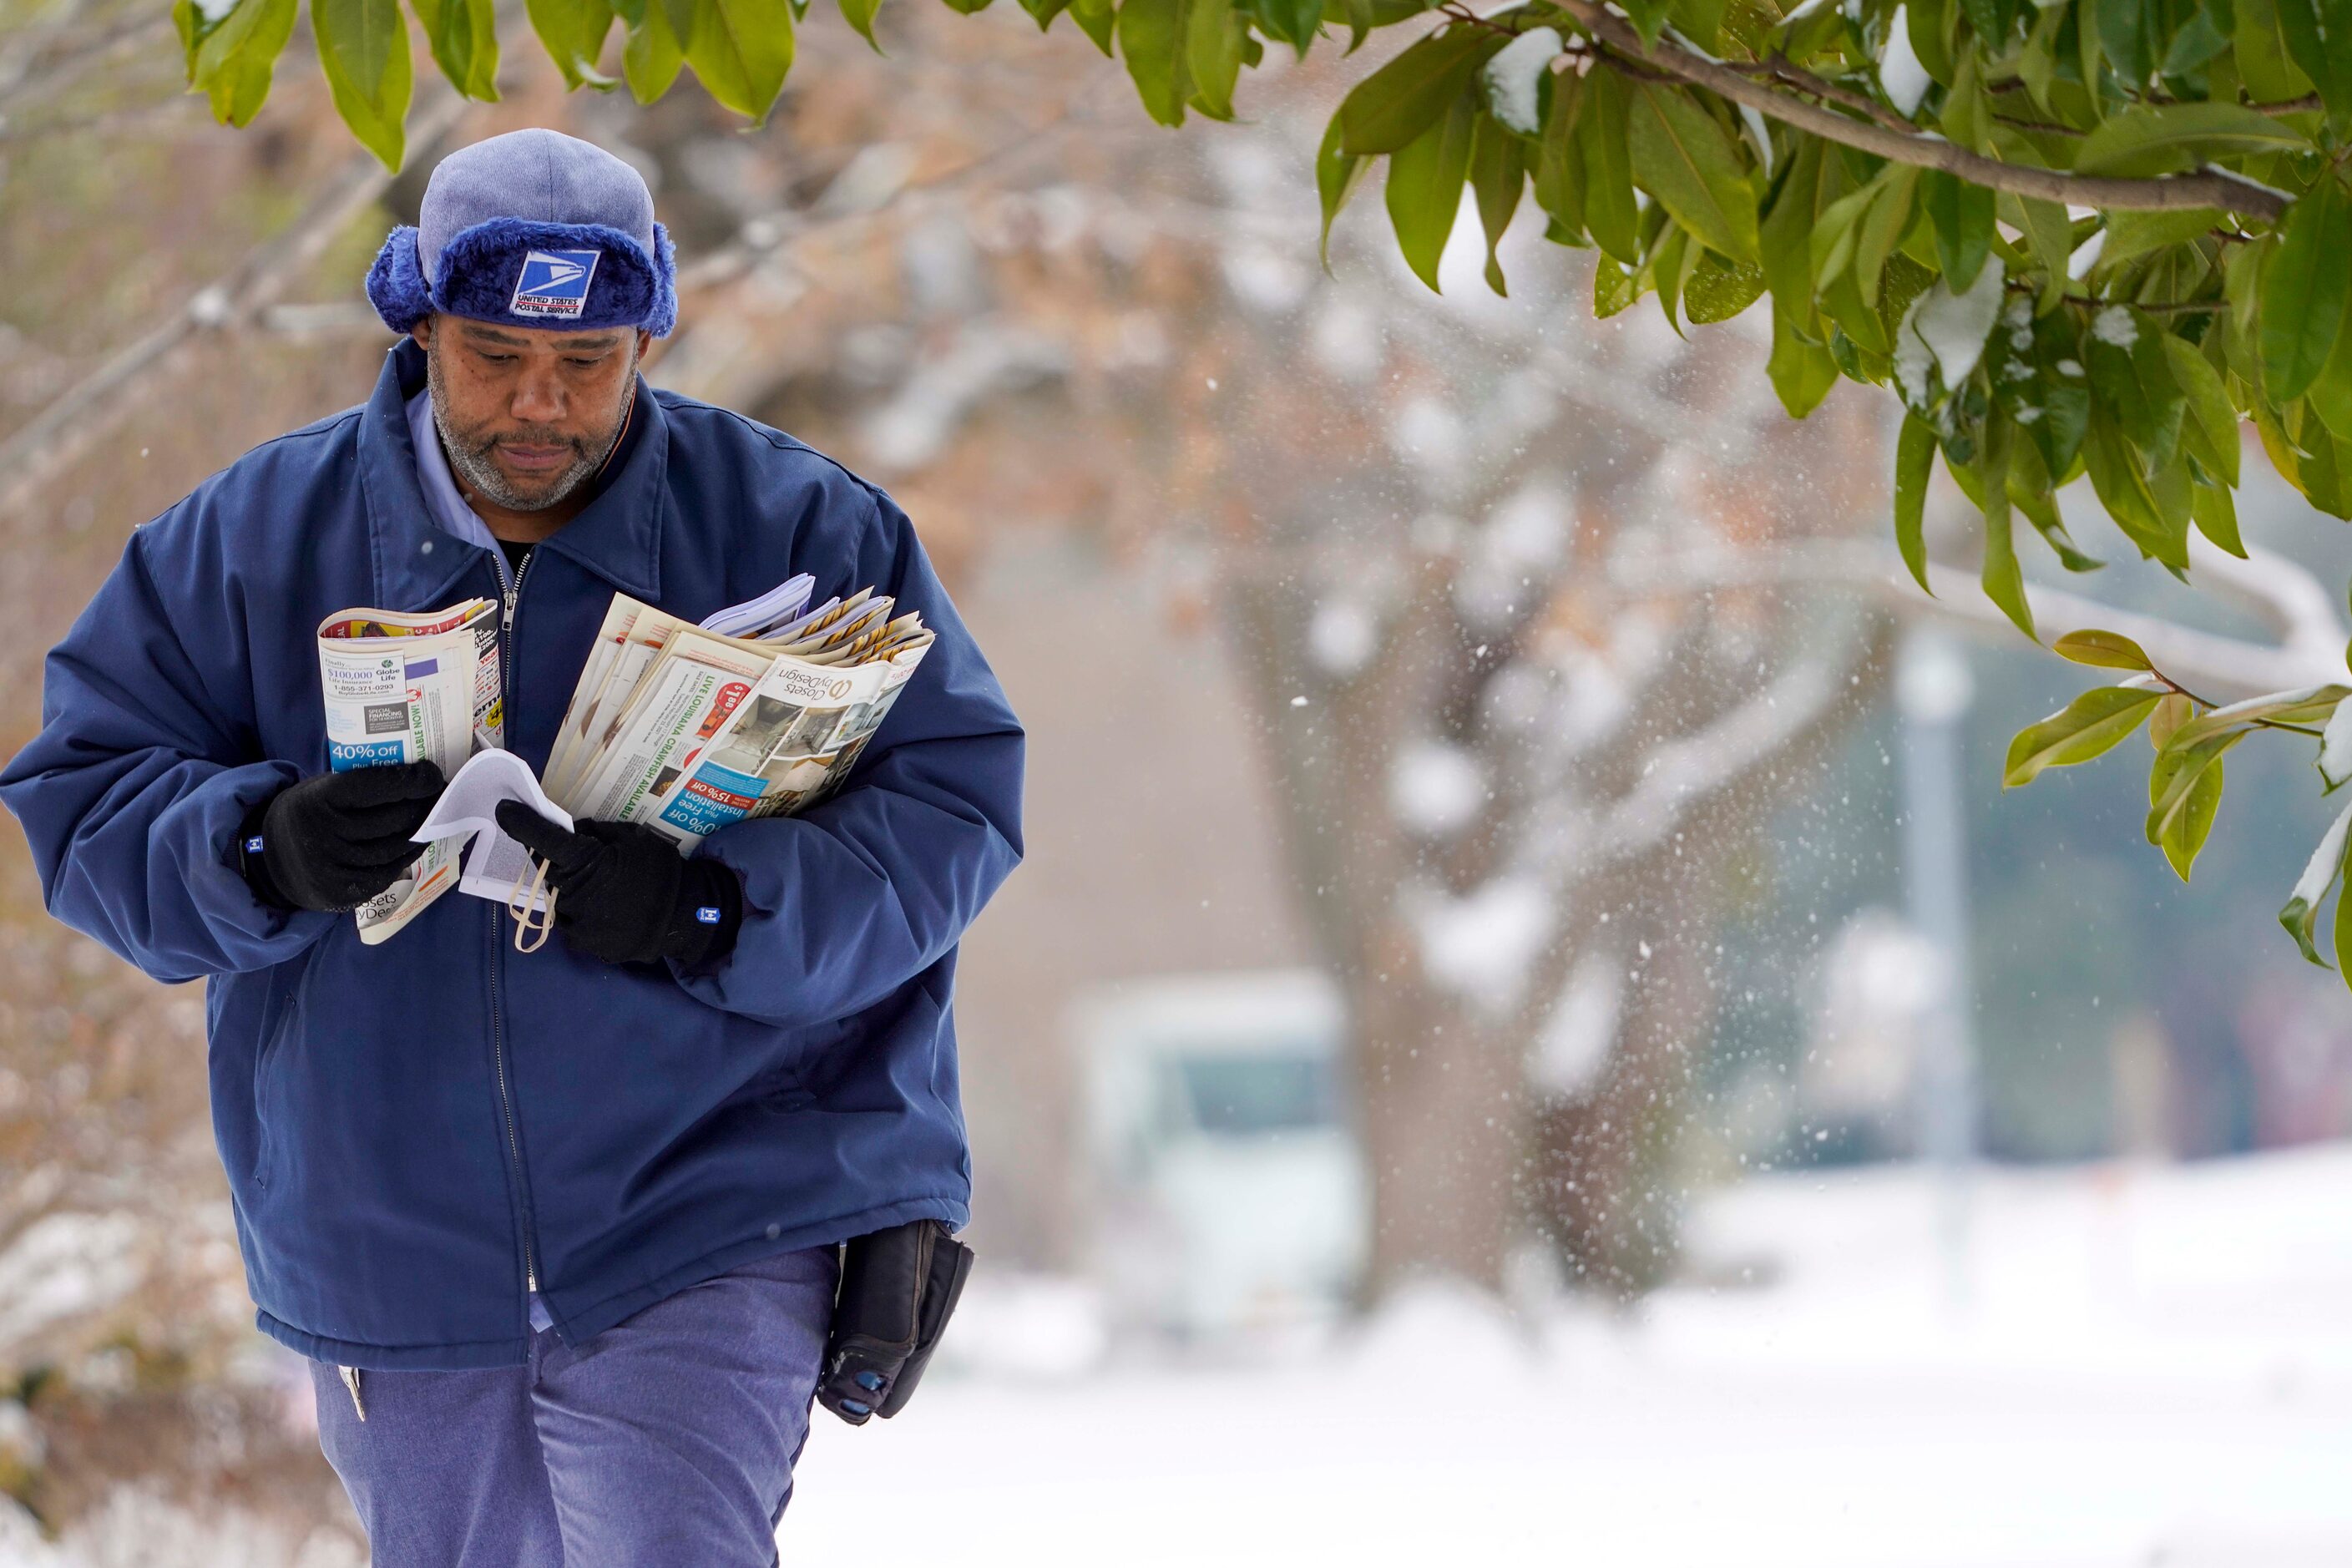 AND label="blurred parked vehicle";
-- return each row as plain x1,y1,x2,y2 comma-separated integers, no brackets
1074,969,1368,1337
